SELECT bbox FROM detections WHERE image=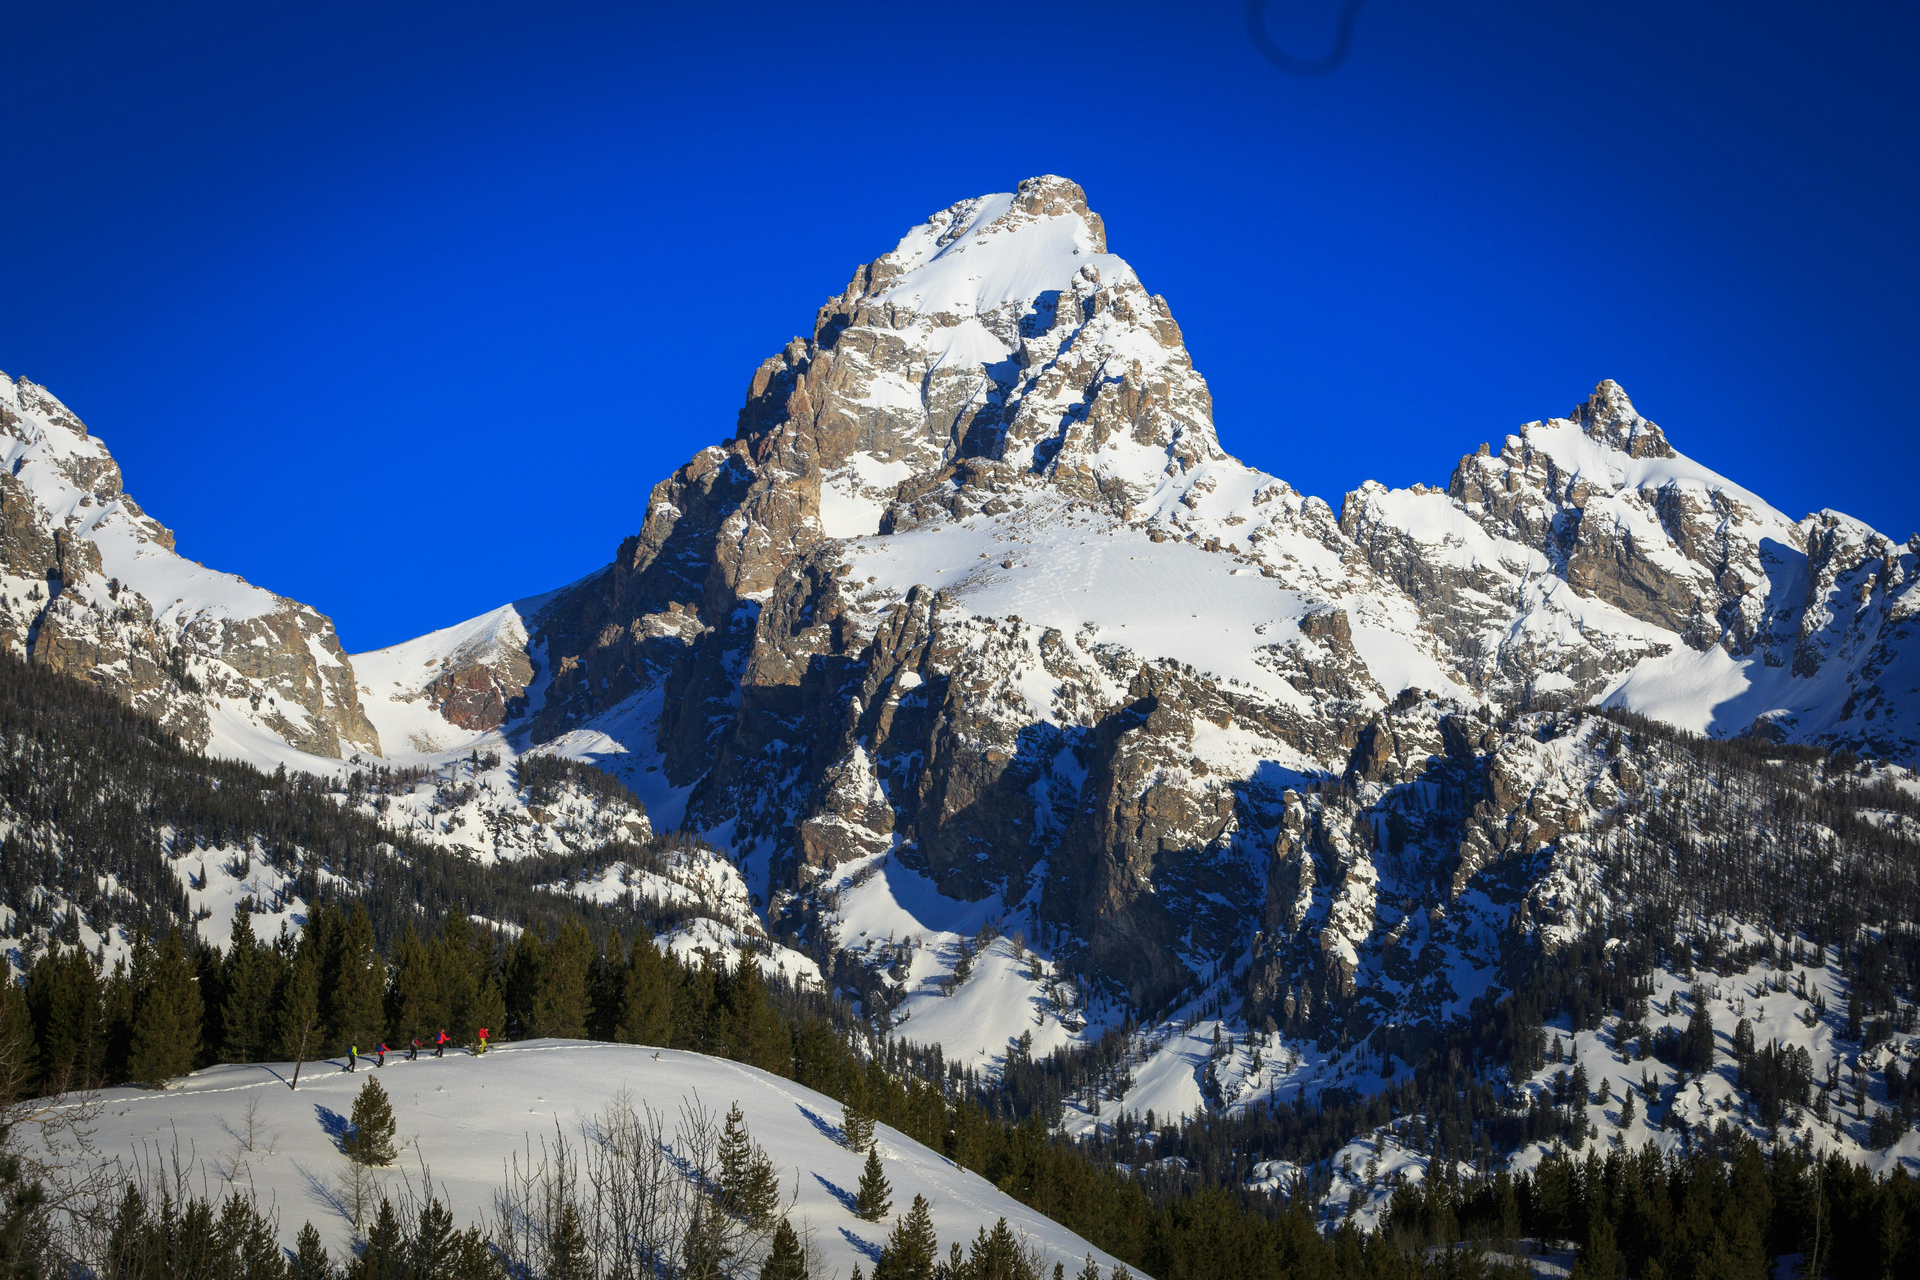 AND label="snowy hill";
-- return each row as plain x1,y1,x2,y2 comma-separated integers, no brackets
75,1040,1126,1275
